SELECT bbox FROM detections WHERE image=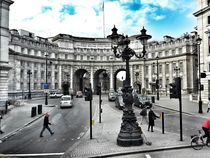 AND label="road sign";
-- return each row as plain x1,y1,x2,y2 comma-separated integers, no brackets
44,83,49,89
